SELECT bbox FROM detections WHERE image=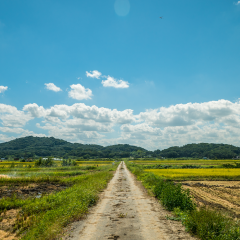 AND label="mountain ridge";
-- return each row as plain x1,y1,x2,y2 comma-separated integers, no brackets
0,136,240,159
